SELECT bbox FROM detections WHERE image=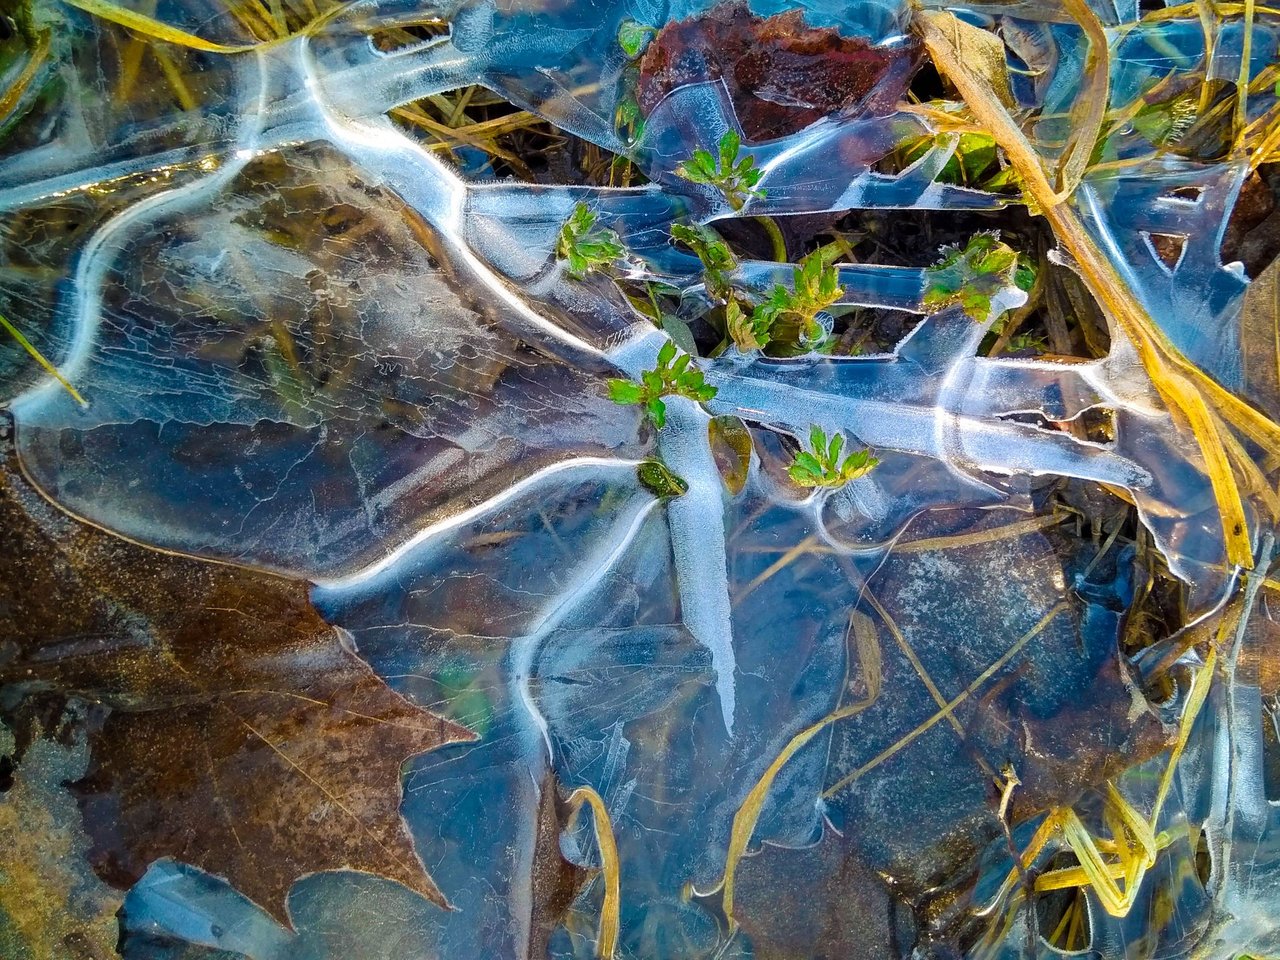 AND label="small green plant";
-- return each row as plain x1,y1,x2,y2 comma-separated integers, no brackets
674,130,765,210
607,340,717,428
750,247,841,348
1131,91,1198,149
922,233,1029,322
637,459,688,497
898,131,1003,188
556,202,624,278
725,299,772,352
617,19,655,58
788,426,879,489
670,222,737,301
